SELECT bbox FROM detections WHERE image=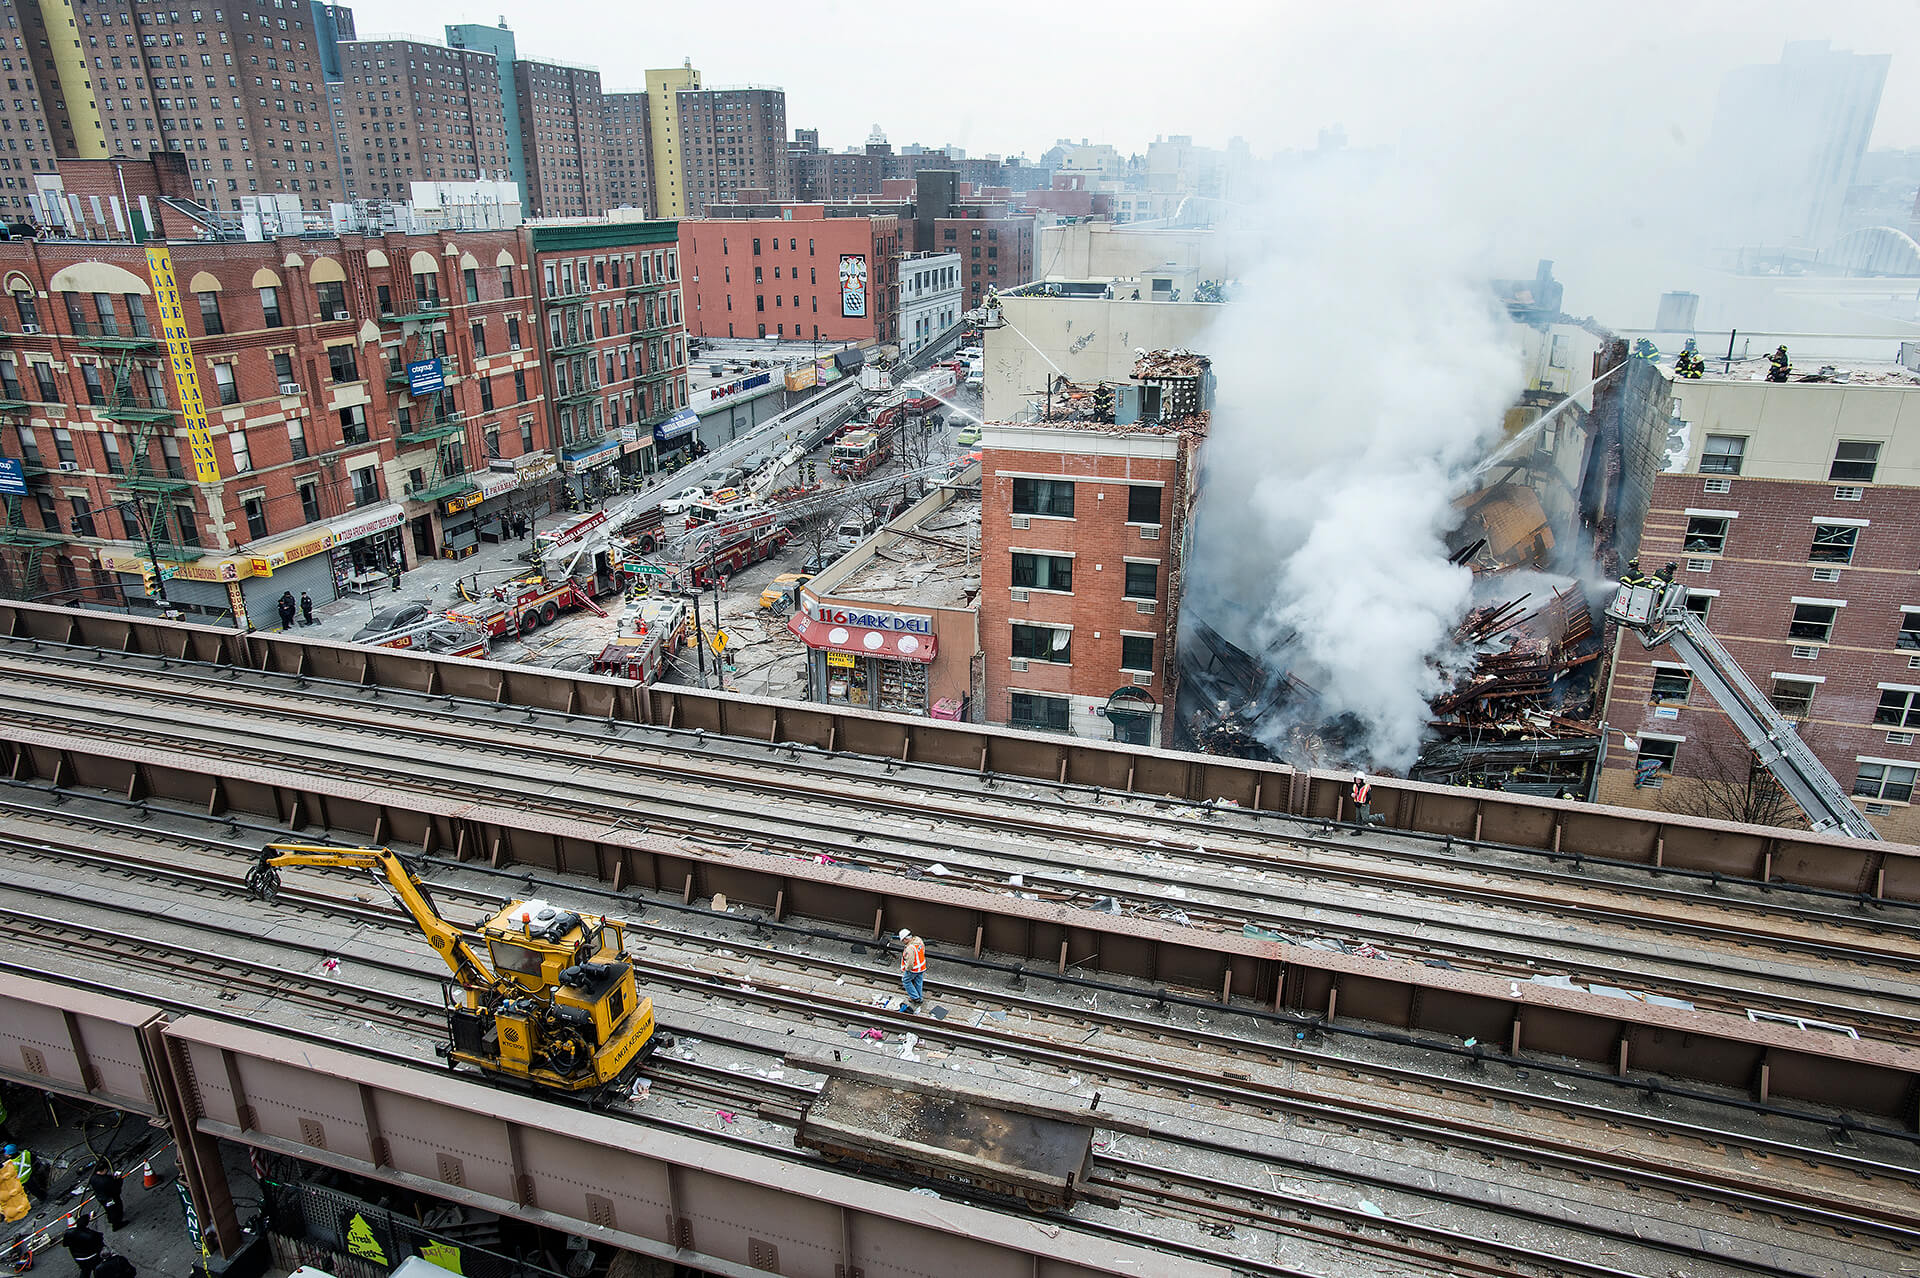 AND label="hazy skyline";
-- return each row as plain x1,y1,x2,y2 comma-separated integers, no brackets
351,1,1914,161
